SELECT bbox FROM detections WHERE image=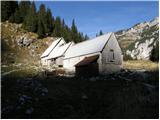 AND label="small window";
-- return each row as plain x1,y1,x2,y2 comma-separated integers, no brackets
51,59,56,64
108,49,115,62
59,65,63,67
